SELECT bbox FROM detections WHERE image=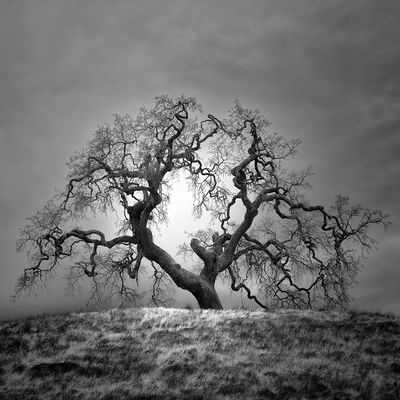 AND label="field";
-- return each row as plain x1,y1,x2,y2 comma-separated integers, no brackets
0,307,399,399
